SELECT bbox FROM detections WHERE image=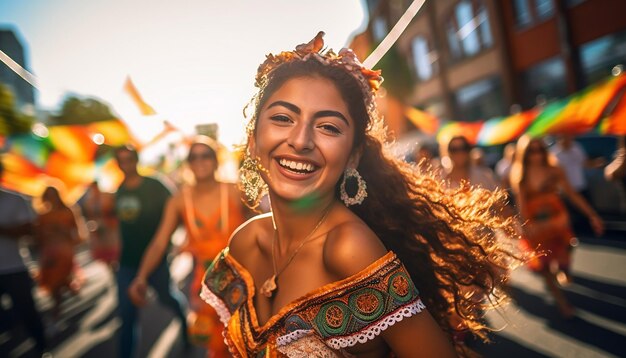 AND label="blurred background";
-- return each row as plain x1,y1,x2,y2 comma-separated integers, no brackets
1,0,625,357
